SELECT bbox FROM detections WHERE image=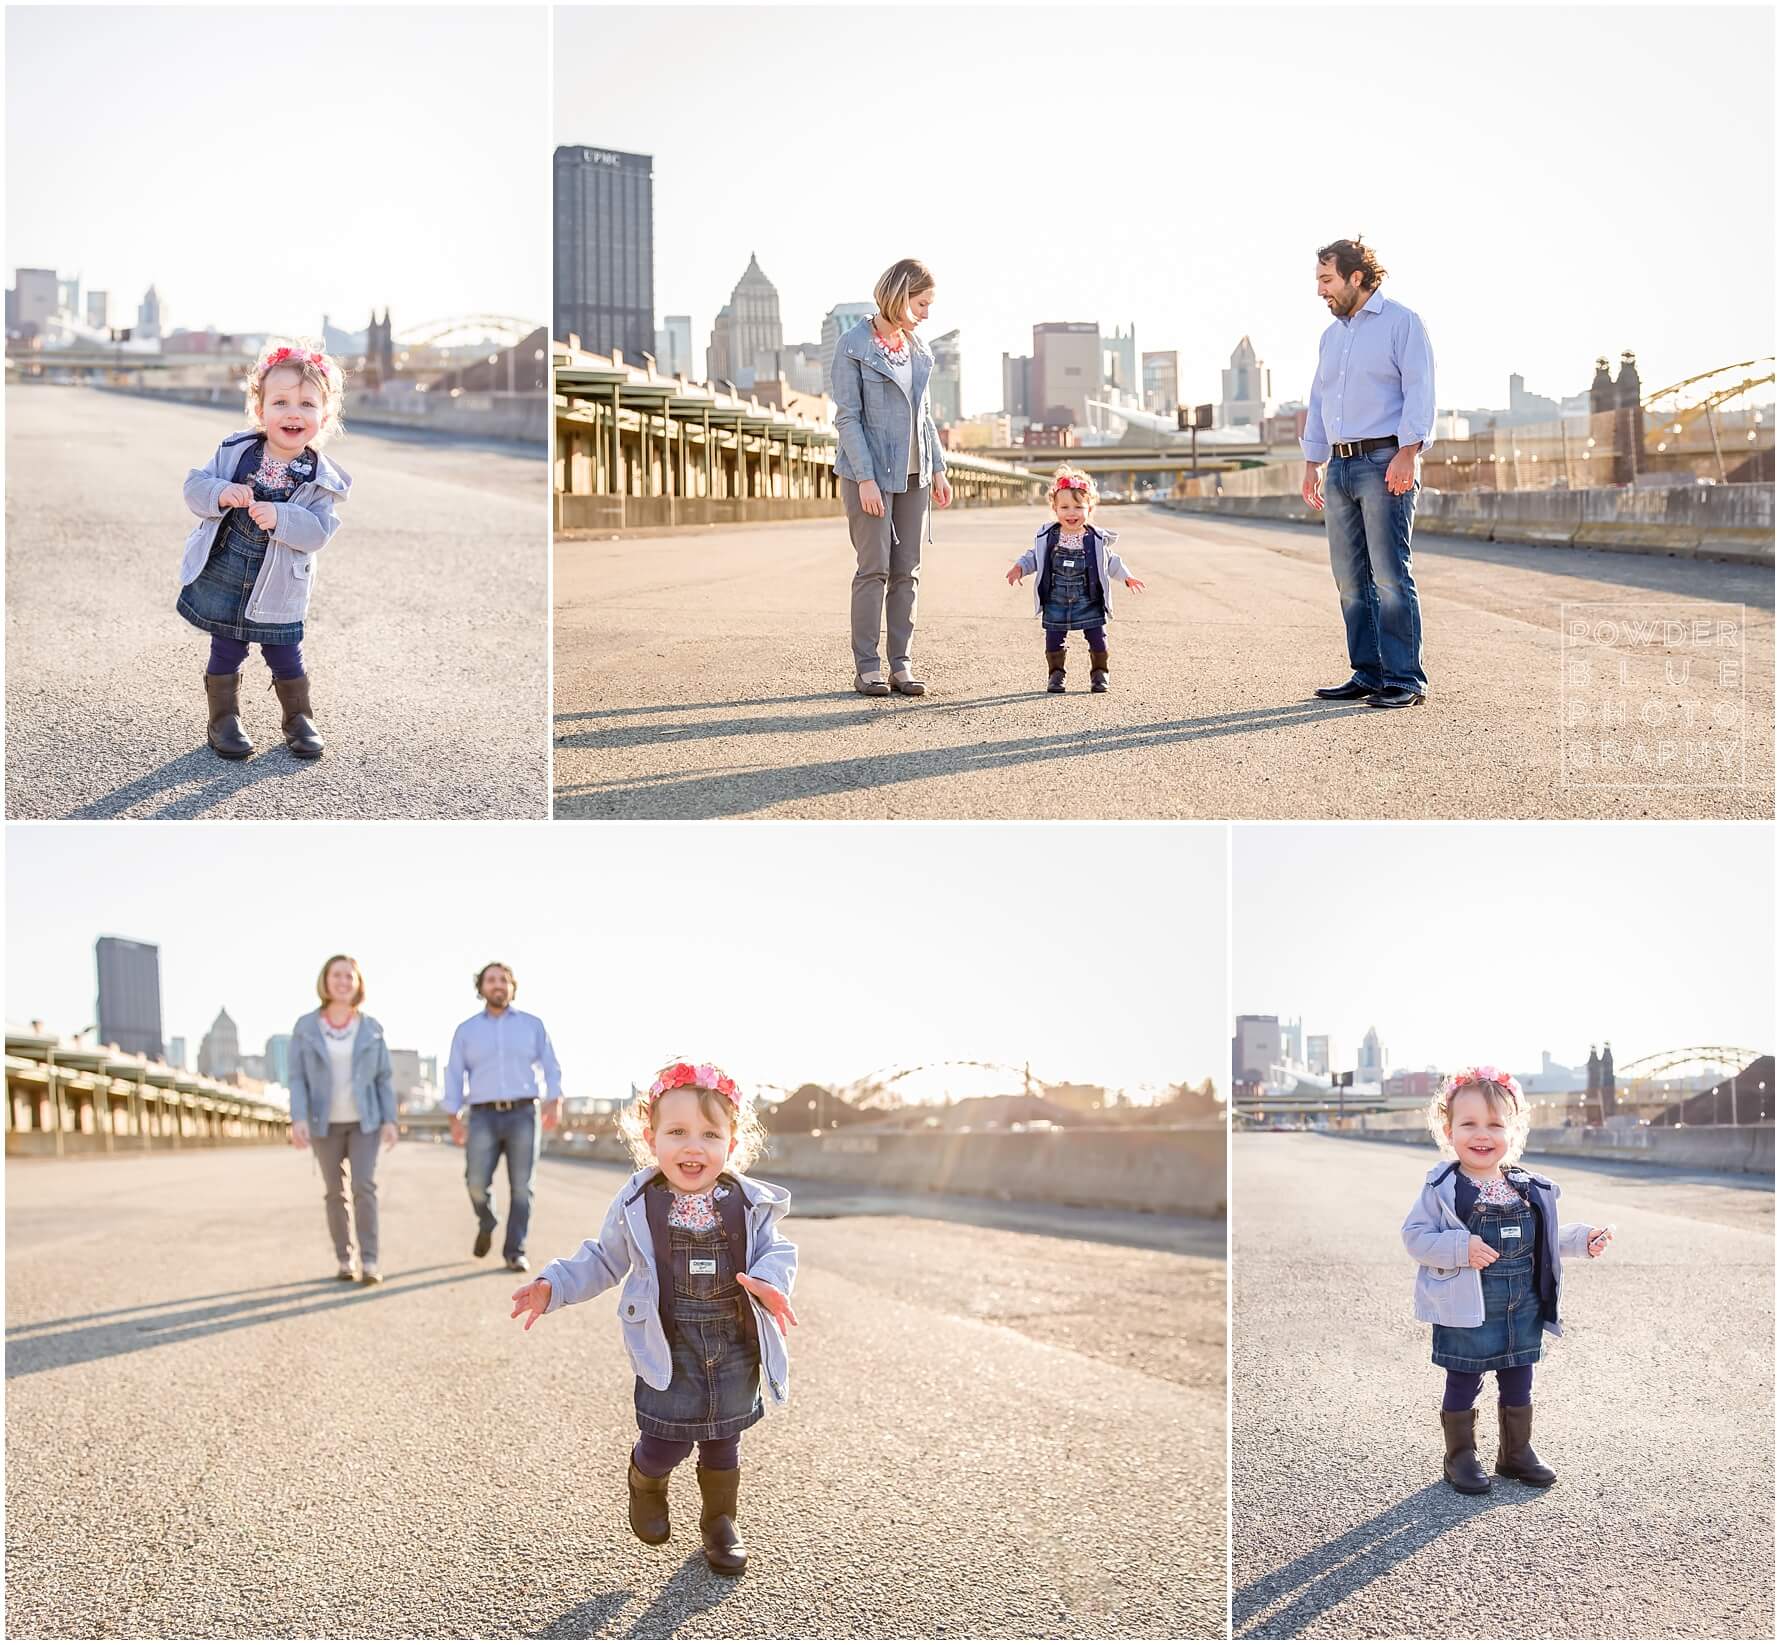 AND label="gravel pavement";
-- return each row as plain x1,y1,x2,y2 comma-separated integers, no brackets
1231,1132,1775,1639
6,1145,1225,1639
5,387,548,818
553,504,1773,820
